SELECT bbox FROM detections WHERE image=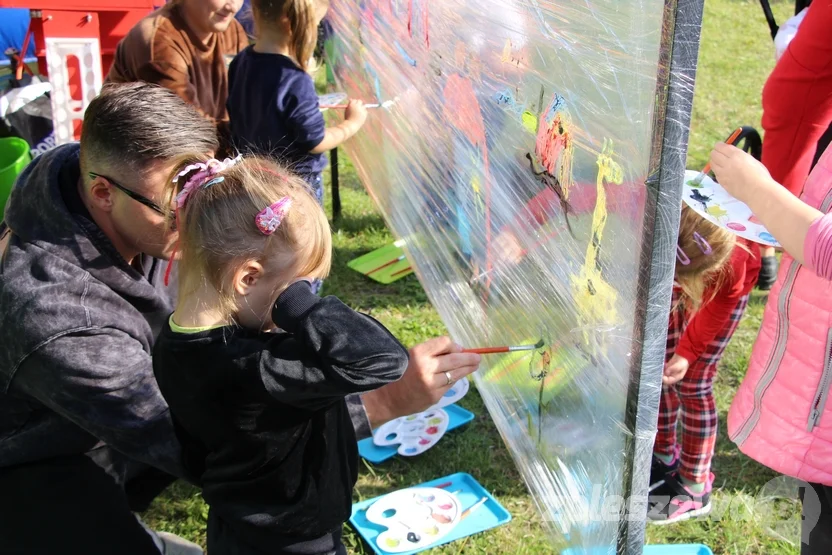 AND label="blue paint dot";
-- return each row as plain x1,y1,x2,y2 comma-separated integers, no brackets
759,232,775,243
443,390,455,397
405,447,417,454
